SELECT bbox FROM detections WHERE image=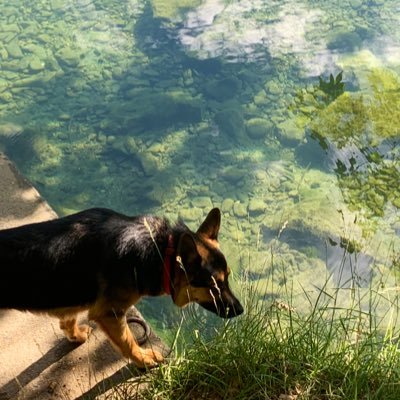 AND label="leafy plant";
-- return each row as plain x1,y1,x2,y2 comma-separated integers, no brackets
319,71,345,103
